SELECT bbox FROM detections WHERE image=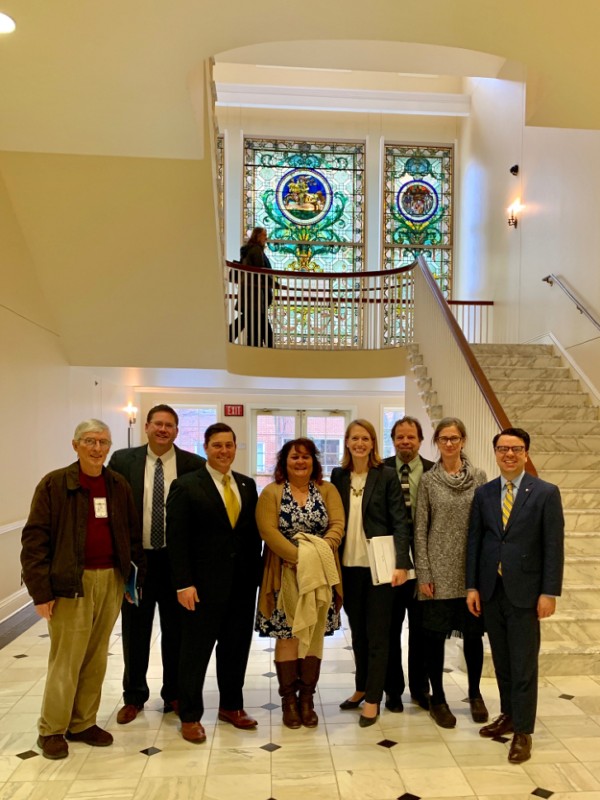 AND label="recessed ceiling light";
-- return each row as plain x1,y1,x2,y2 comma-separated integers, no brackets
0,12,16,33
